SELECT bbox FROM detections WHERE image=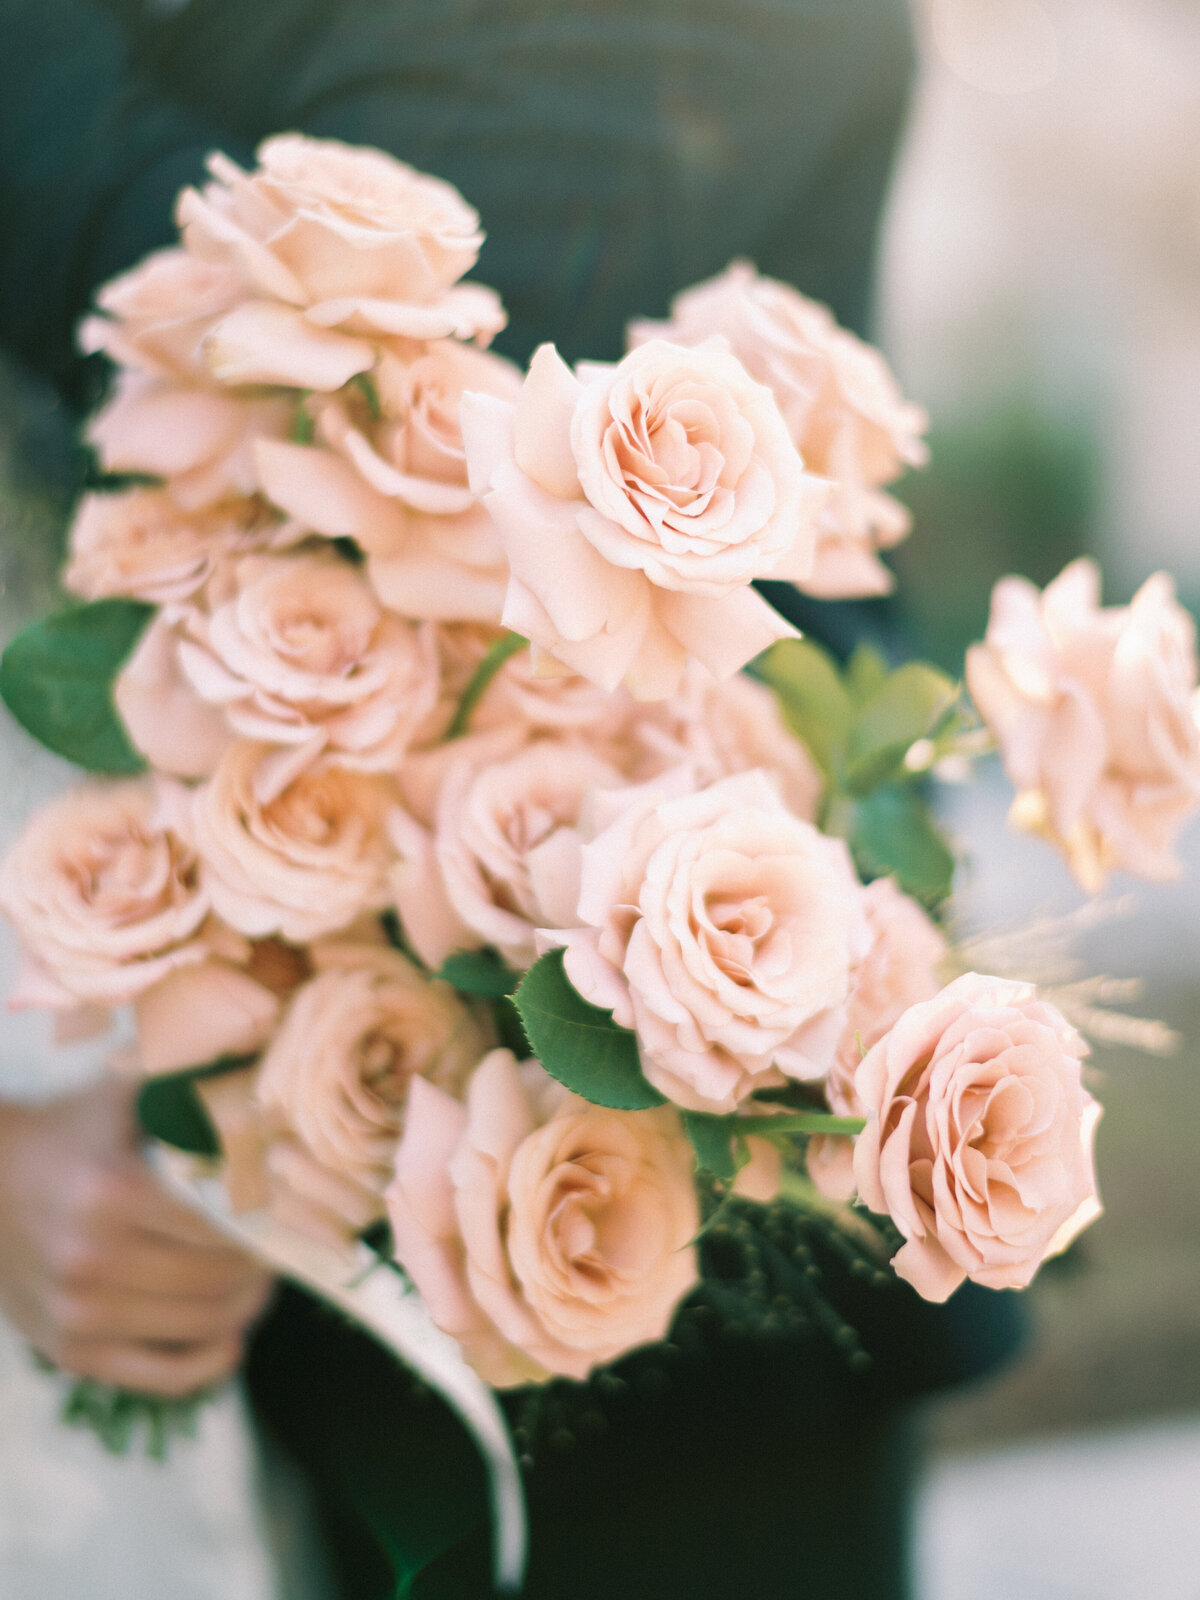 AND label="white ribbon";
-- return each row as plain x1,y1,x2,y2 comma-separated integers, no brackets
148,1144,528,1592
